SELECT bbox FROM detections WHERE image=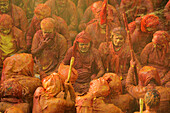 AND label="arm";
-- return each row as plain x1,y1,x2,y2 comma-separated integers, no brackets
26,17,37,50
126,62,146,99
94,49,105,79
62,47,73,65
140,43,151,65
18,6,29,34
31,31,44,56
17,28,27,53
